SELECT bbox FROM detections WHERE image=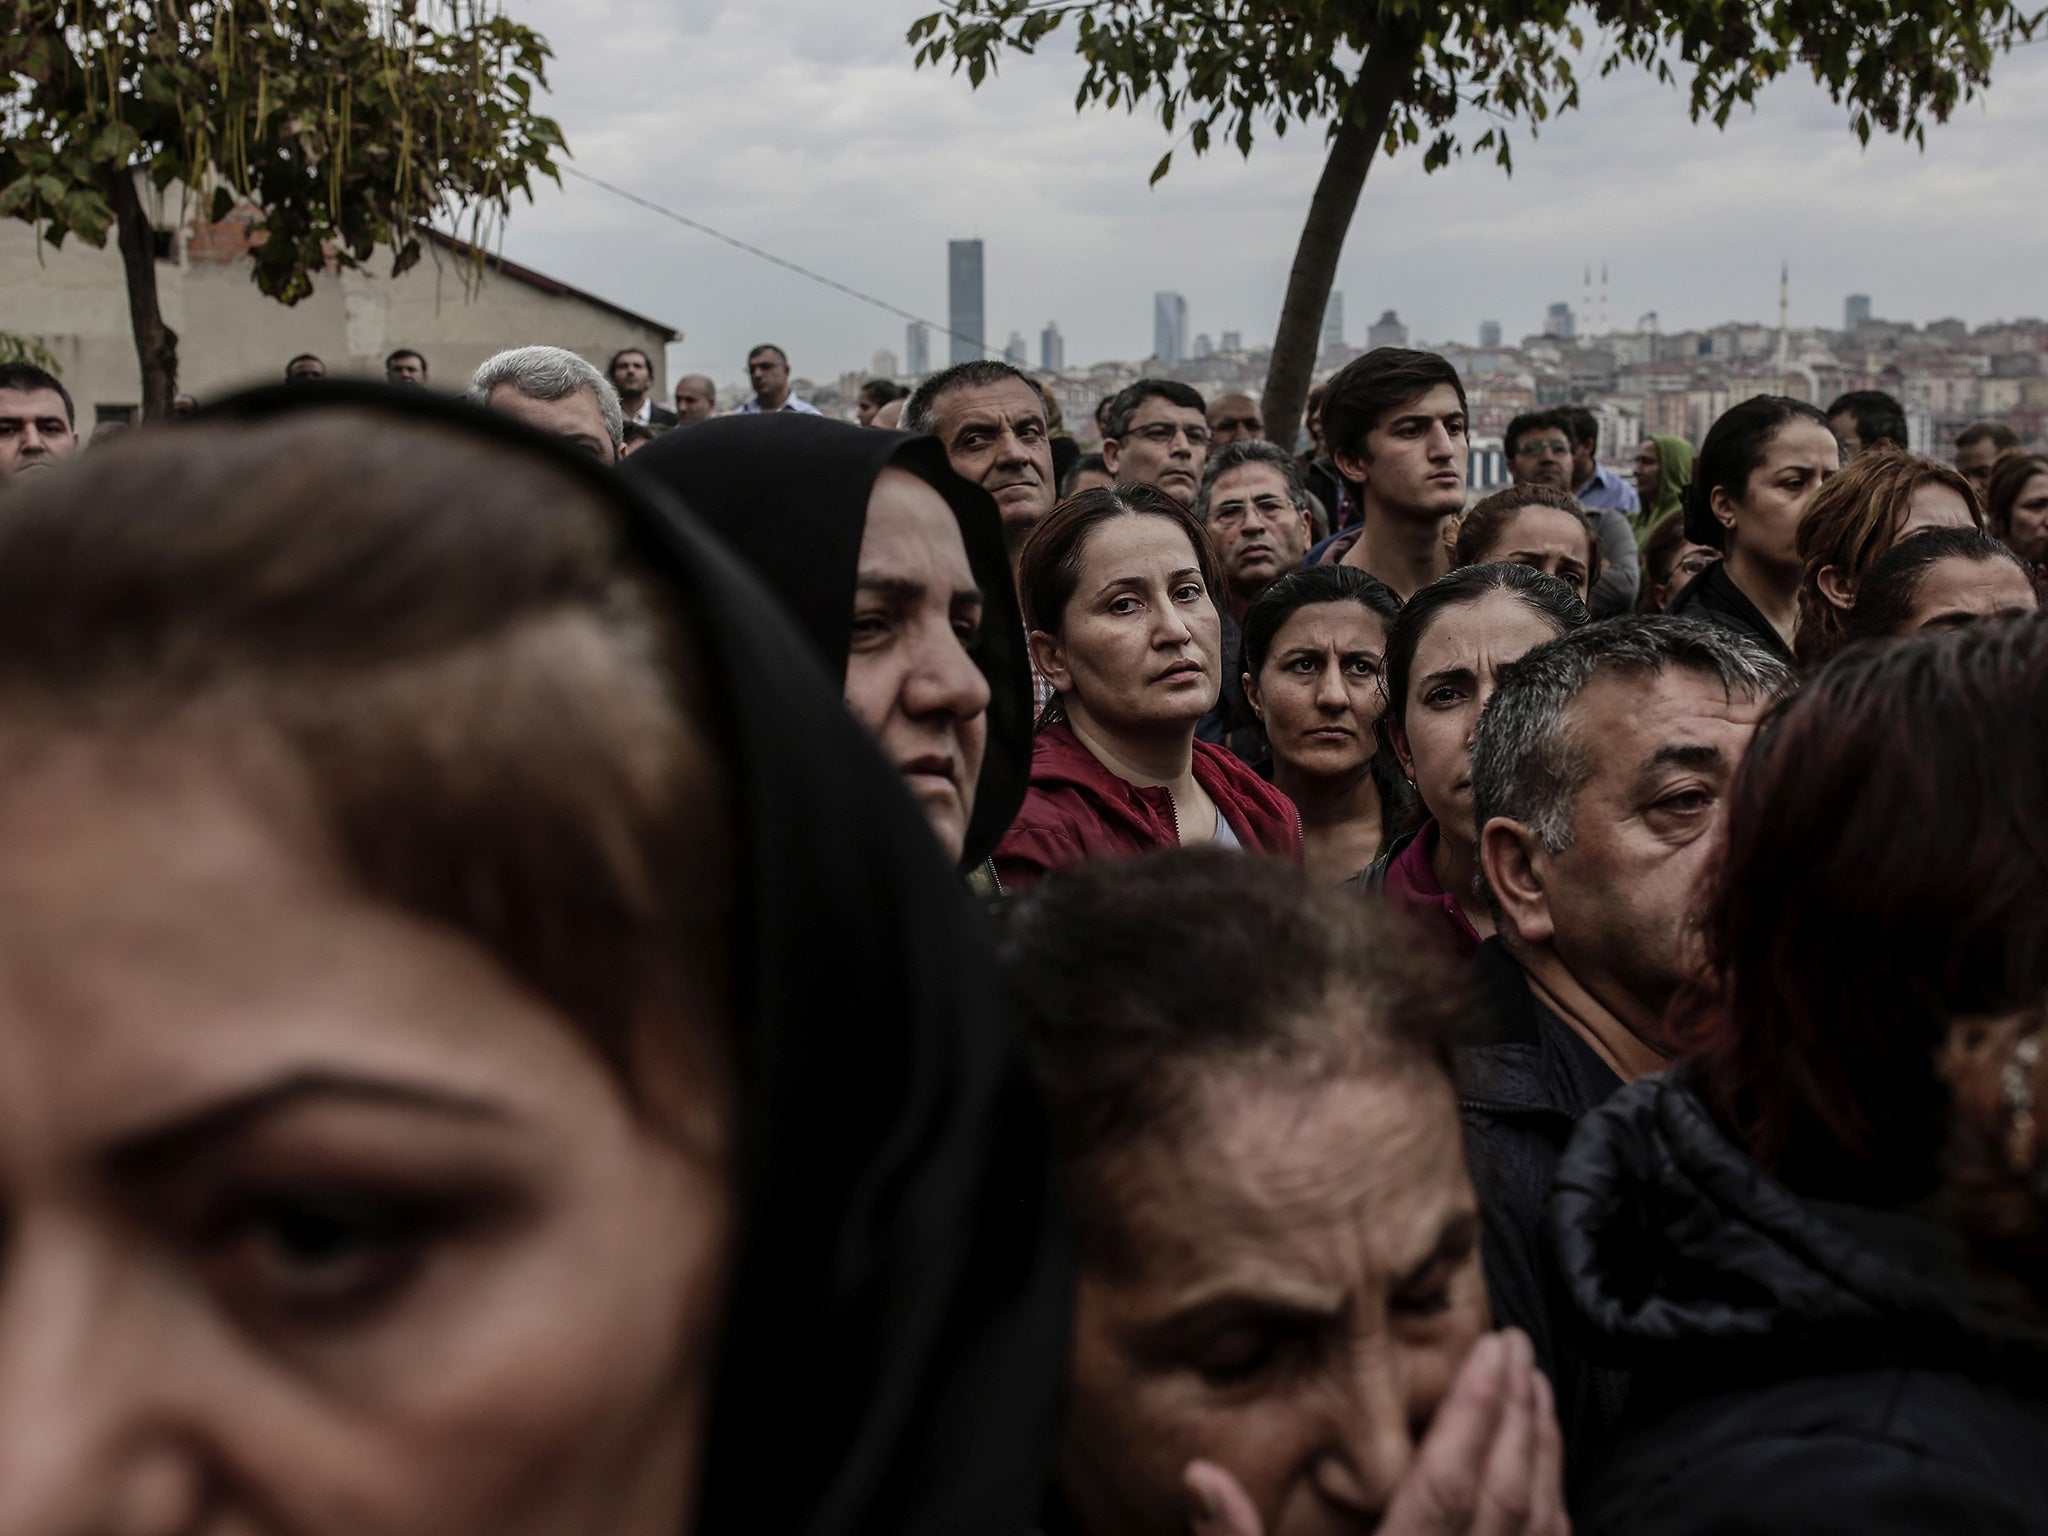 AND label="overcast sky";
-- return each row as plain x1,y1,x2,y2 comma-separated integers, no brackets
492,0,2048,386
